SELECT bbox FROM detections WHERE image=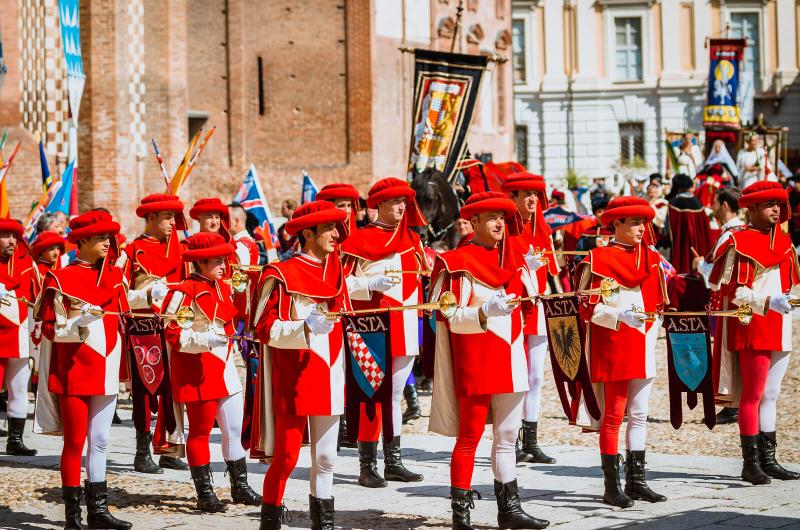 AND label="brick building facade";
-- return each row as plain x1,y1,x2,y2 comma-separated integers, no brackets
0,0,512,234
